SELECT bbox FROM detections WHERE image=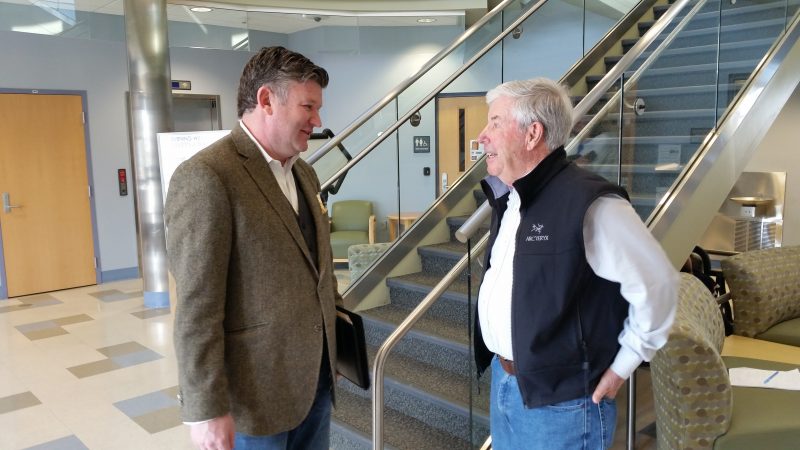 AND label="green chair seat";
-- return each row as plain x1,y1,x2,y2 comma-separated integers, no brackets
756,317,800,348
330,231,369,260
715,356,800,450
